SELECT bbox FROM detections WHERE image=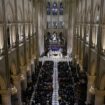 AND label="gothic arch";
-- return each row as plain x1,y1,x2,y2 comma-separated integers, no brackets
0,1,3,22
25,10,29,21
81,10,85,23
102,1,105,23
87,7,91,23
86,8,91,43
18,6,23,21
77,11,81,23
0,1,4,51
18,7,23,42
6,1,15,21
93,4,100,23
29,2,32,22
